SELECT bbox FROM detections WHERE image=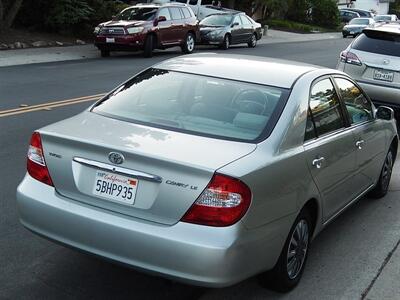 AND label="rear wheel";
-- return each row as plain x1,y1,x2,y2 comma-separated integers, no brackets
248,33,257,48
369,147,395,198
259,209,312,292
220,34,230,50
143,35,154,58
100,50,110,57
182,33,195,54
